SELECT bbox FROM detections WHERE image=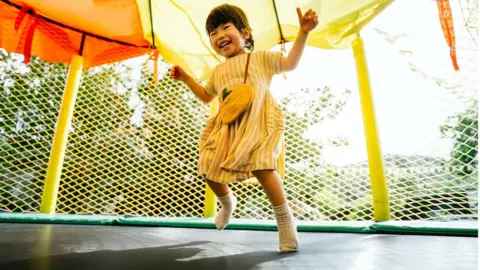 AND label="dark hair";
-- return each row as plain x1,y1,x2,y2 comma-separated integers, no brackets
205,4,254,51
